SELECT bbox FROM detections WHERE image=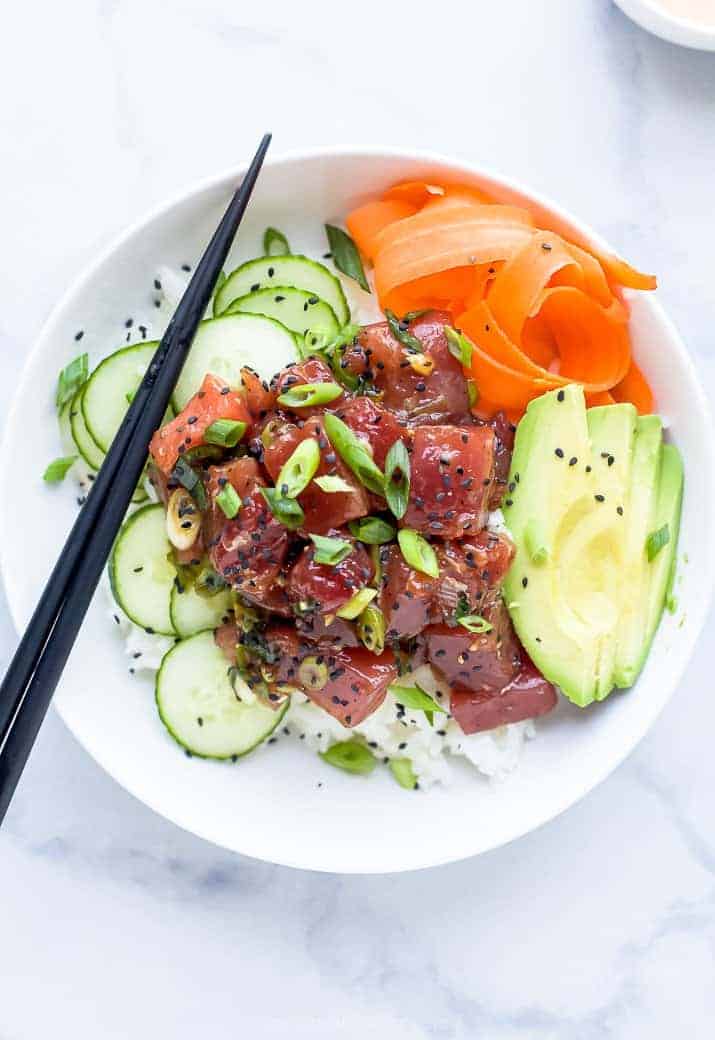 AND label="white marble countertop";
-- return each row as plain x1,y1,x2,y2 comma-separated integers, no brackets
1,1,714,1035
